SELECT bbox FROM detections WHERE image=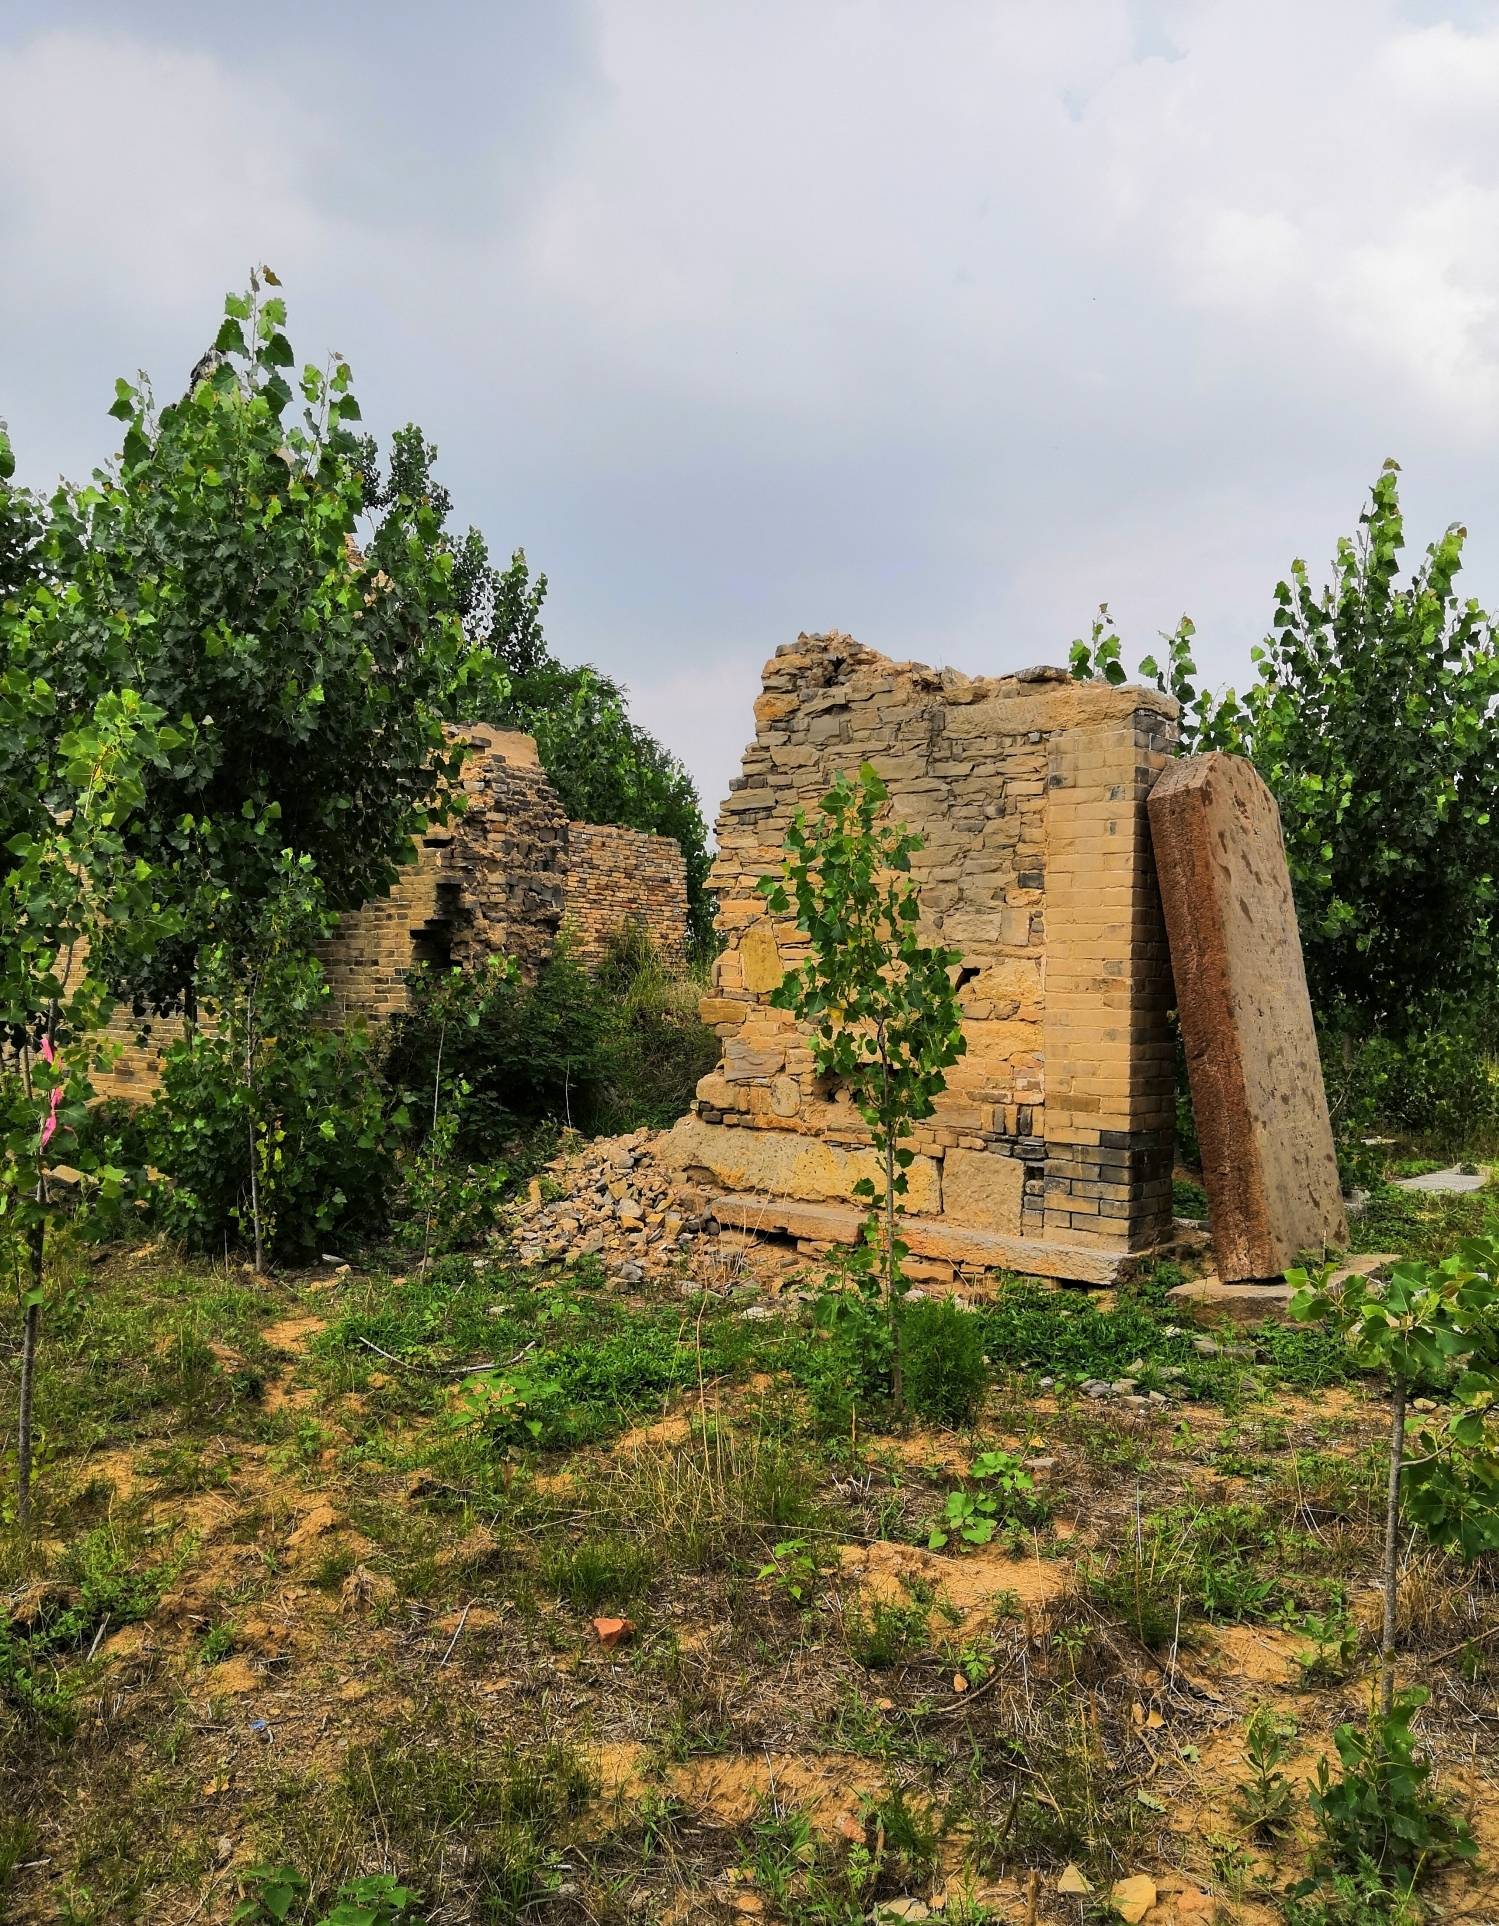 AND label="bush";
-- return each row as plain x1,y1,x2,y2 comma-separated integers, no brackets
384,928,716,1148
1322,1016,1499,1164
901,1297,988,1427
1292,1689,1474,1918
148,1020,395,1262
